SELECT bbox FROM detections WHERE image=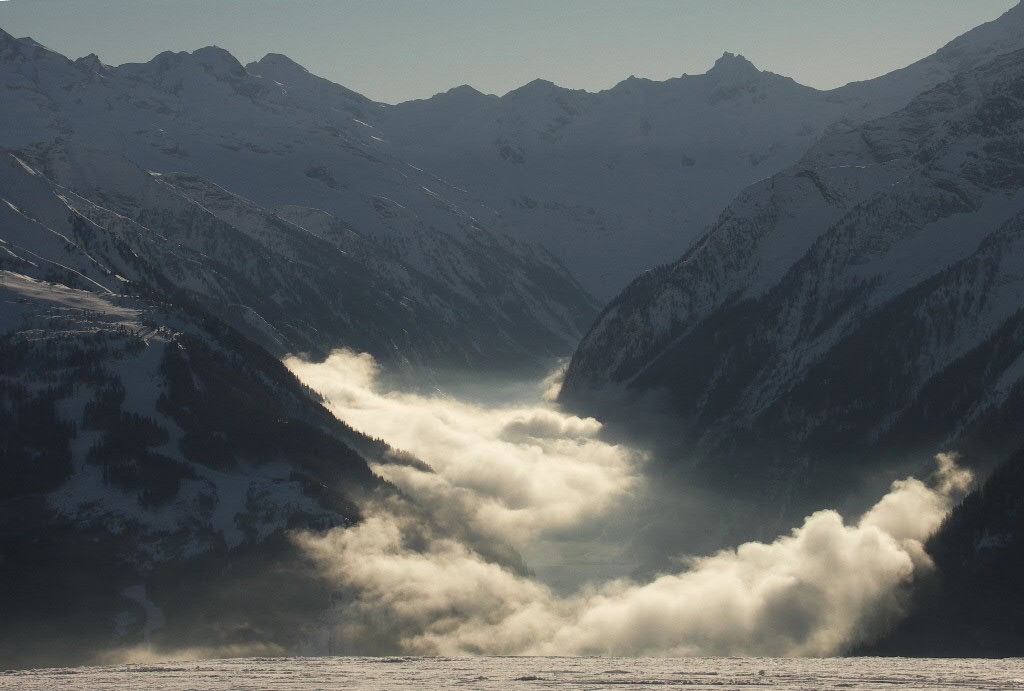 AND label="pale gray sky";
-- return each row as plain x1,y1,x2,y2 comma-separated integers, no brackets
0,0,1018,103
